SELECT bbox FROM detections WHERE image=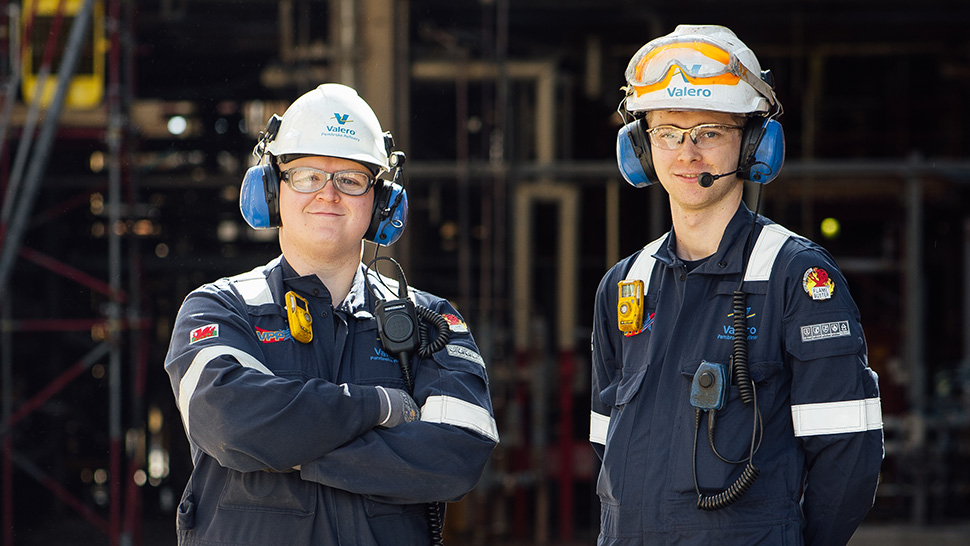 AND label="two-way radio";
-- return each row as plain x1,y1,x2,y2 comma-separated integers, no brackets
366,256,451,389
365,255,451,546
689,190,768,511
